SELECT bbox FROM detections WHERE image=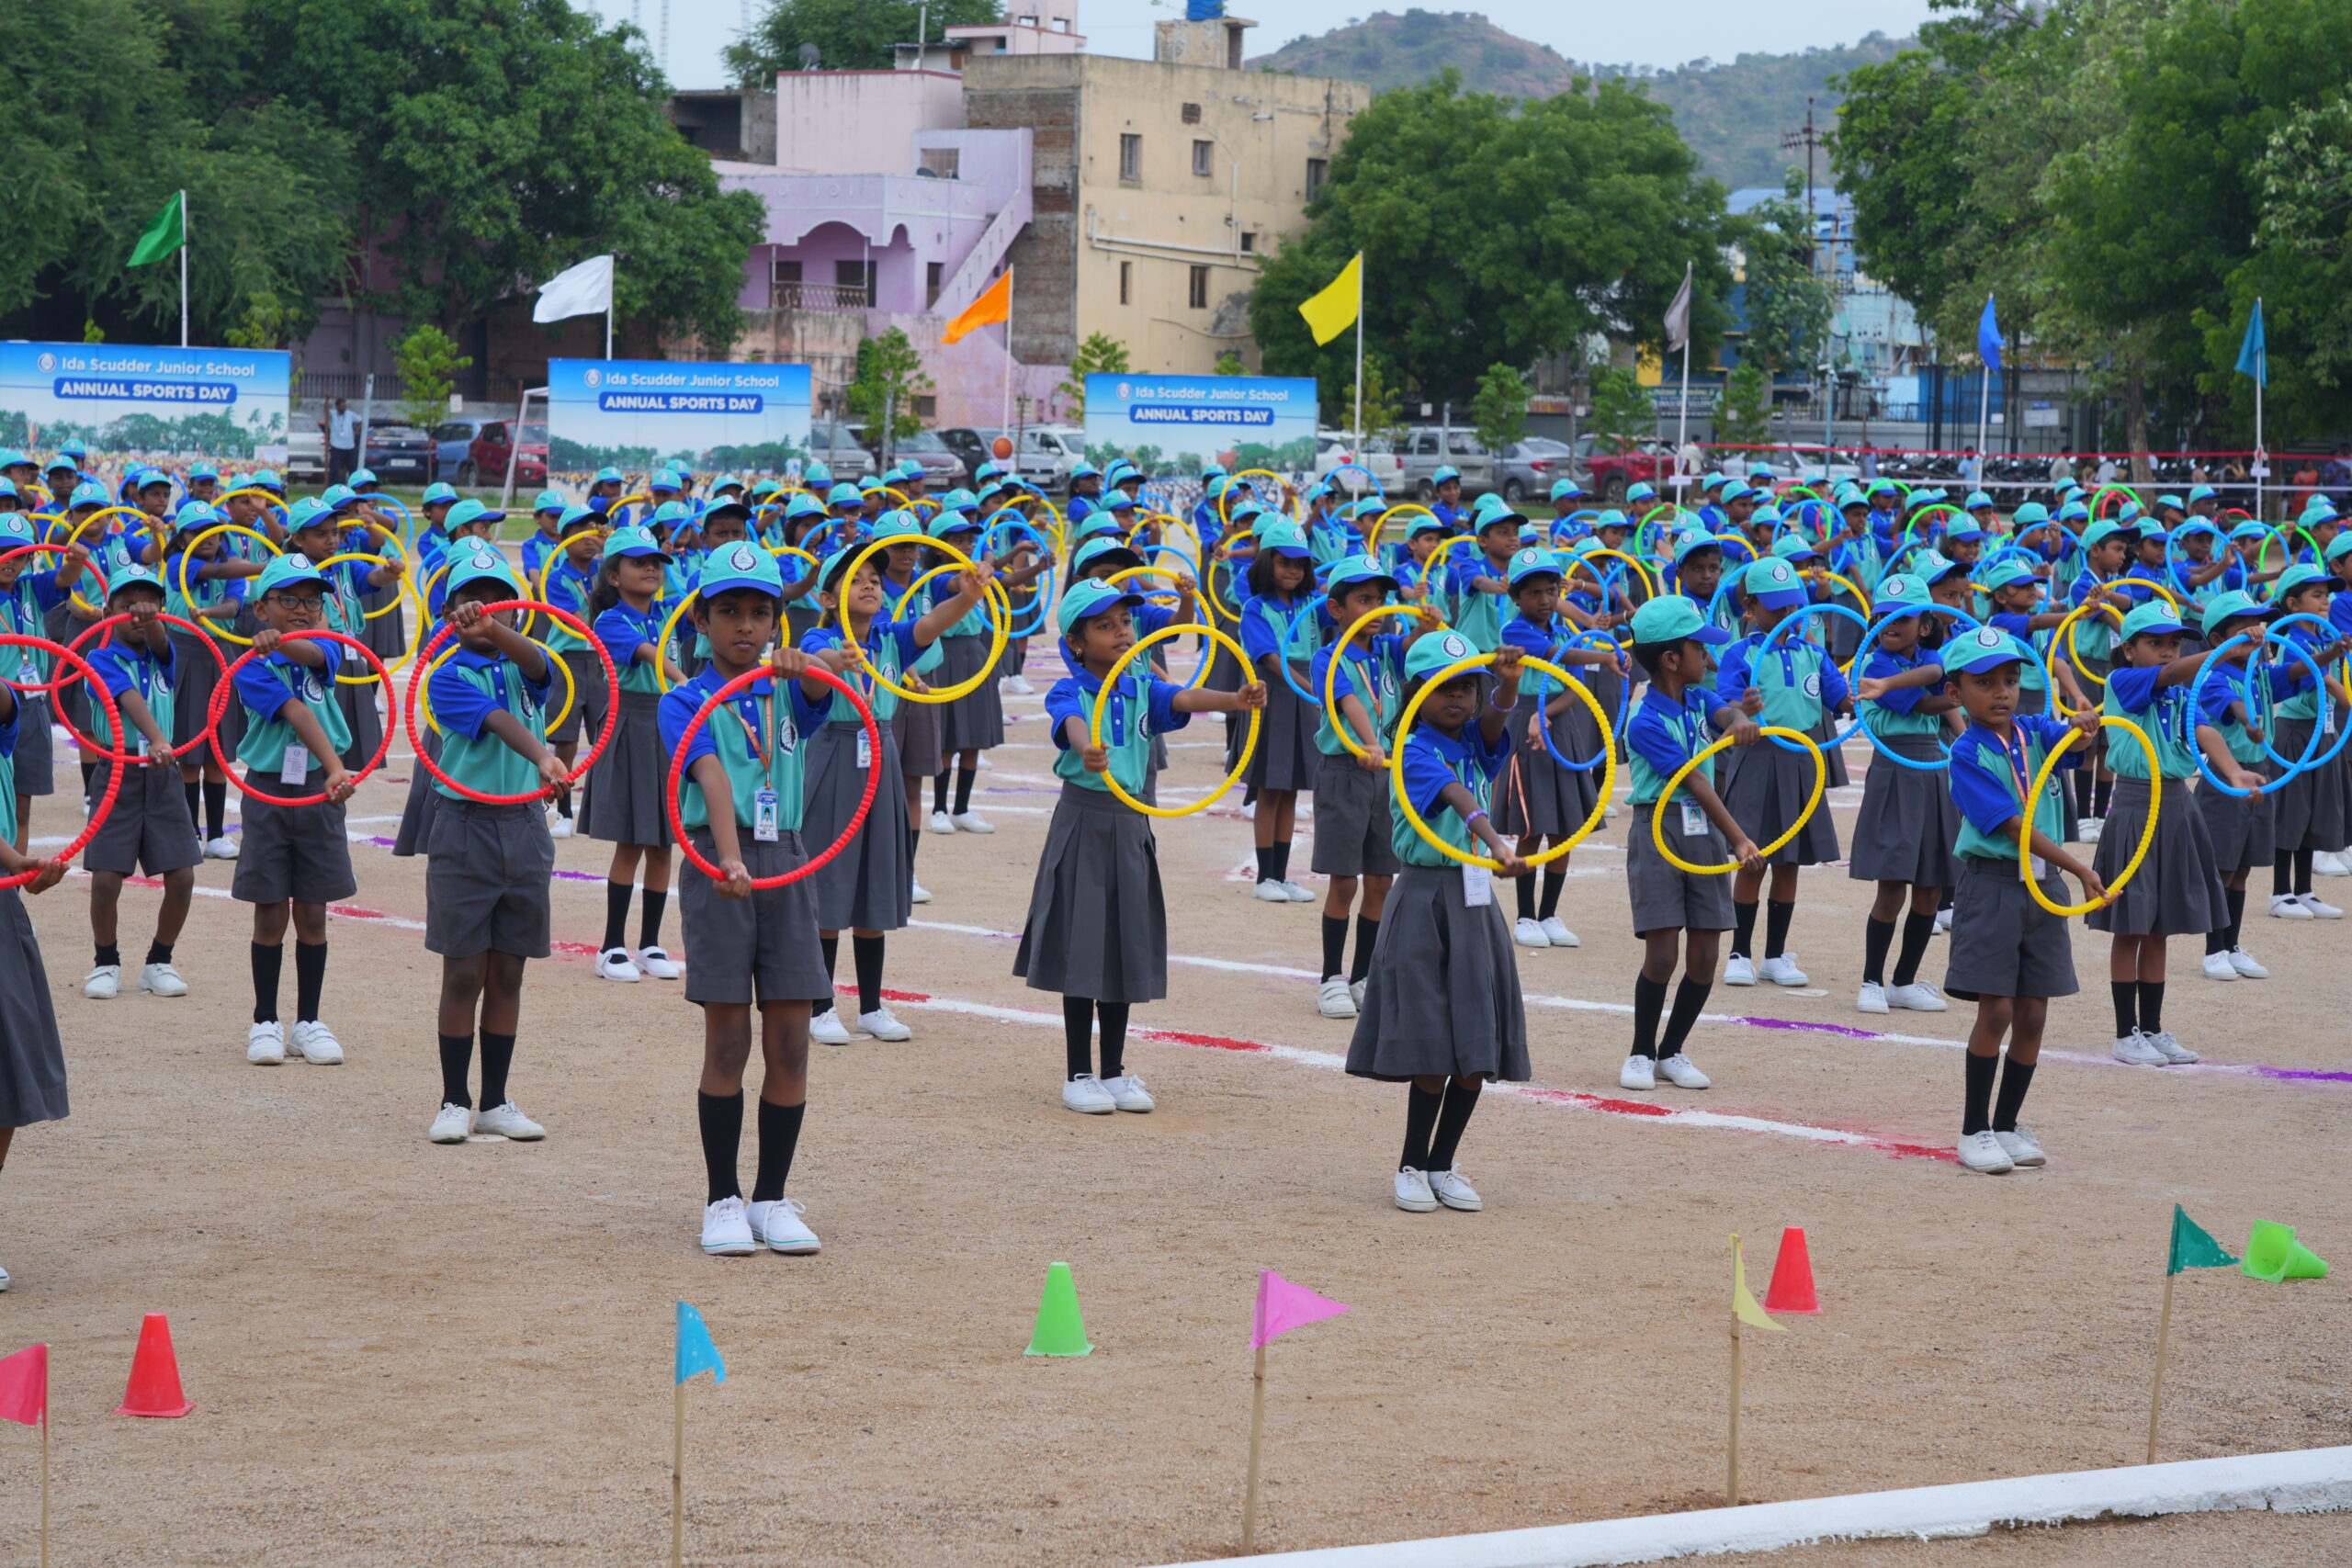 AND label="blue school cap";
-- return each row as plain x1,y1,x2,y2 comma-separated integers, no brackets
1747,462,1777,481
1670,532,1722,566
1072,536,1144,574
1431,465,1461,485
866,509,927,545
1403,629,1485,684
1624,481,1658,505
280,496,337,535
254,554,331,597
320,482,358,509
1964,491,1994,510
1505,547,1562,587
709,473,746,495
1743,556,1807,608
1549,478,1586,502
2200,590,2274,637
785,493,826,522
532,488,567,513
1944,626,2034,674
1325,558,1399,595
1941,521,1987,544
1701,472,1732,493
69,480,110,509
2227,520,2271,543
444,498,505,533
1630,596,1731,647
2118,601,2188,640
557,503,599,533
600,525,669,562
185,461,218,481
446,548,521,599
2010,502,2051,527
1408,513,1448,536
1977,558,2040,592
0,449,27,470
696,540,785,600
0,513,32,546
825,482,863,507
1769,535,1820,563
2187,484,2219,503
1916,550,1971,585
592,467,626,486
1719,484,1754,505
1594,509,1632,532
1873,573,1929,612
420,481,459,506
925,508,981,540
1868,479,1900,498
346,468,379,491
1067,462,1099,484
2057,502,2095,526
2276,563,2329,596
105,560,166,597
2154,493,2186,513
170,501,220,533
1102,491,1140,512
2328,532,2352,562
1471,492,1525,530
1057,578,1145,637
936,487,979,513
1257,520,1312,558
650,470,683,493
